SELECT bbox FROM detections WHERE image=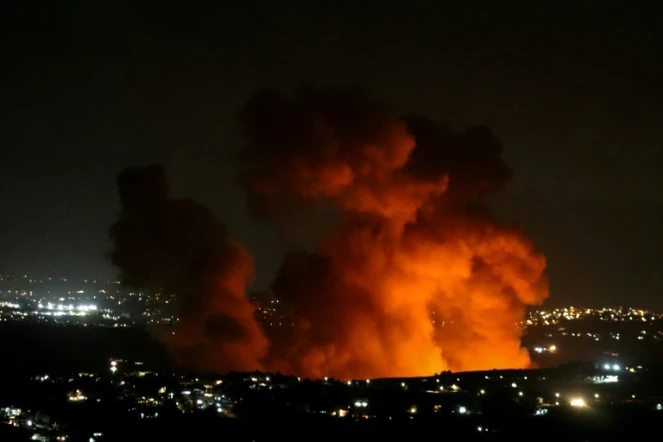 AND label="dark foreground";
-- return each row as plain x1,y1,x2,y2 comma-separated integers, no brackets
3,323,663,441
0,323,172,376
2,408,661,442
